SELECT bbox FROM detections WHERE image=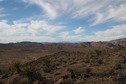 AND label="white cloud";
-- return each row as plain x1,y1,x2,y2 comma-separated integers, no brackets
22,0,126,25
0,20,29,36
73,27,85,34
92,4,126,26
0,20,64,36
60,24,126,42
60,32,83,42
0,20,65,43
22,0,57,19
28,20,64,35
0,36,56,43
85,24,126,41
1,19,126,43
